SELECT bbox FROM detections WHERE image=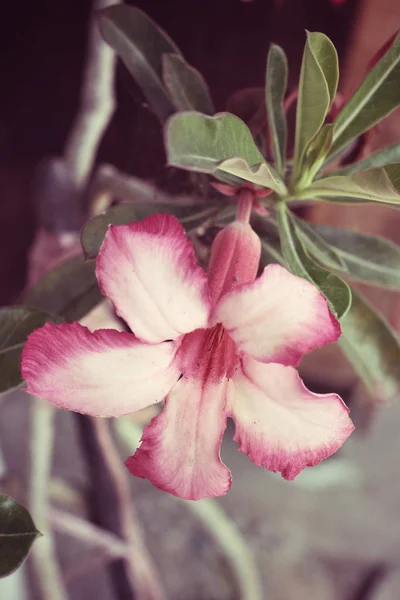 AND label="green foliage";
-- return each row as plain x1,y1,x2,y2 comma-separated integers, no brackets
162,54,214,114
300,124,334,186
265,44,288,175
0,257,104,394
329,32,400,158
166,112,285,191
296,219,400,289
81,202,221,260
99,4,179,122
20,257,103,323
292,215,347,271
0,308,57,394
98,7,400,204
292,32,338,181
0,495,41,578
306,166,400,204
332,142,400,176
276,203,352,318
339,290,400,402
